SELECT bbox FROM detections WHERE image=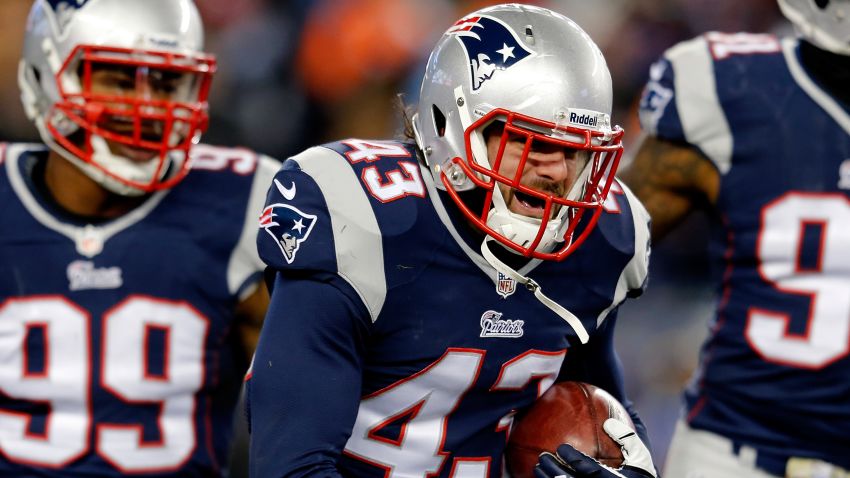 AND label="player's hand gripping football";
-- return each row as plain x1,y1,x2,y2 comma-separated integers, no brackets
533,419,658,478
